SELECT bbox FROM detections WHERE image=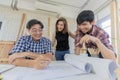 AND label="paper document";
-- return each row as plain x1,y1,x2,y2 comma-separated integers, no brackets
0,64,15,74
1,54,118,80
2,62,88,80
64,54,118,80
65,54,92,73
